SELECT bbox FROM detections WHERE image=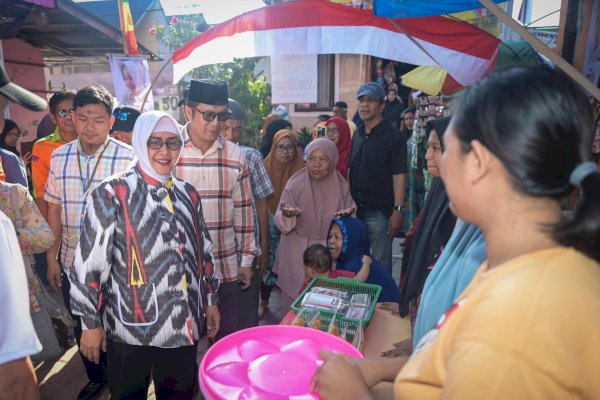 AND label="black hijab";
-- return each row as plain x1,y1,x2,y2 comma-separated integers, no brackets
400,106,416,141
0,119,19,155
399,117,456,317
260,119,292,158
382,98,404,129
